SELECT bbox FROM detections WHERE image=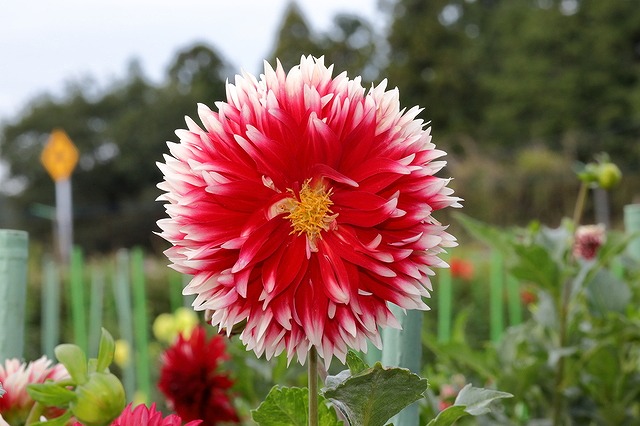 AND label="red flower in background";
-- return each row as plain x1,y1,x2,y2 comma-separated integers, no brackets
110,403,202,426
449,258,474,281
520,289,537,306
158,326,238,425
157,56,461,364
